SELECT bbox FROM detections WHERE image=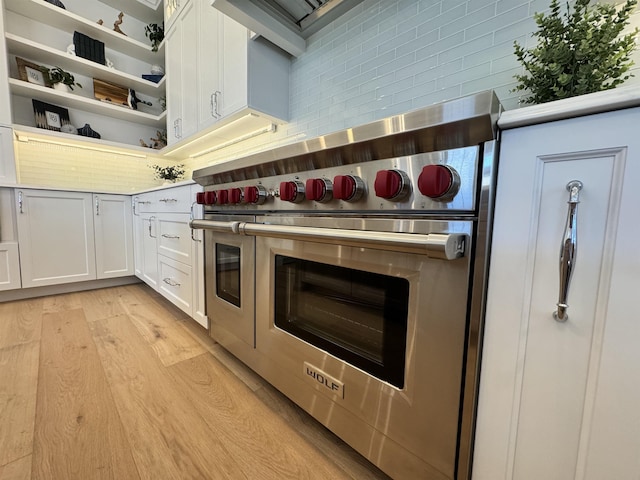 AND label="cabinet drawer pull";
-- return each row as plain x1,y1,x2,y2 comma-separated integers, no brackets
553,180,583,322
159,198,178,203
18,191,23,214
148,216,157,238
163,278,181,287
161,234,180,239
